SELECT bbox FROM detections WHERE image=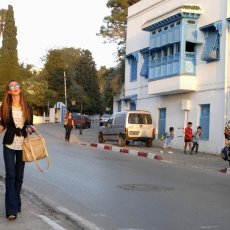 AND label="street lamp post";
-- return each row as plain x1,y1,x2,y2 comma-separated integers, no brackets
79,98,83,135
71,98,82,135
64,71,67,108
